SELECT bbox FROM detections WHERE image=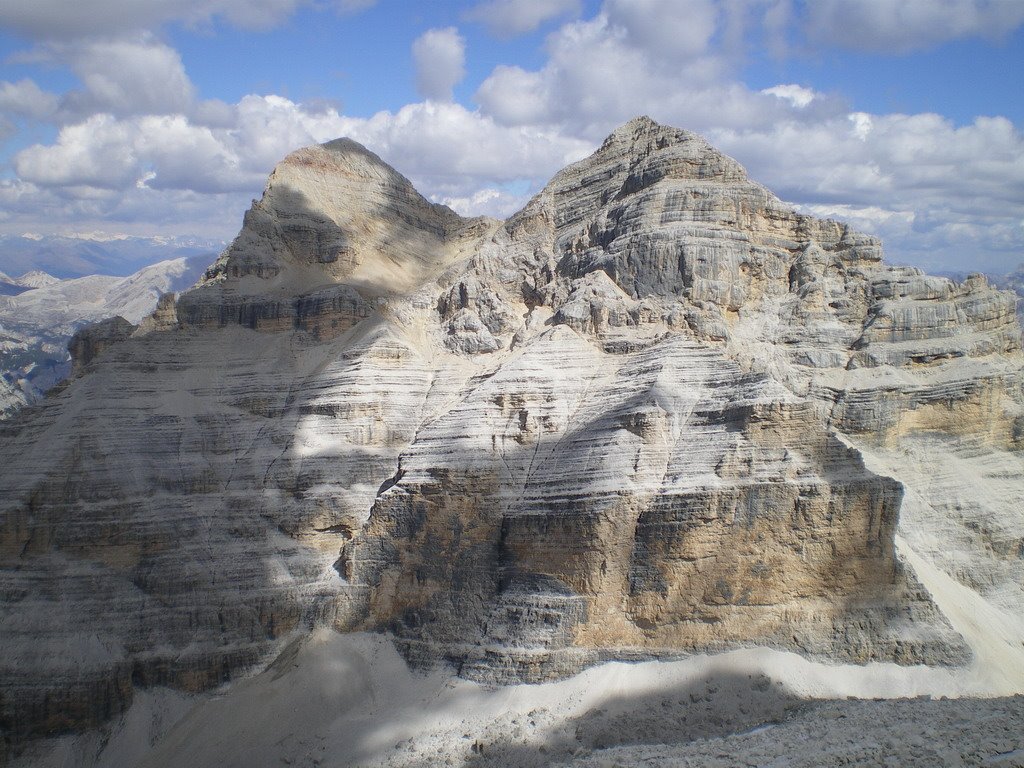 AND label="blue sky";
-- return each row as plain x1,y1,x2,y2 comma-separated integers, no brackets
1,0,1023,273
